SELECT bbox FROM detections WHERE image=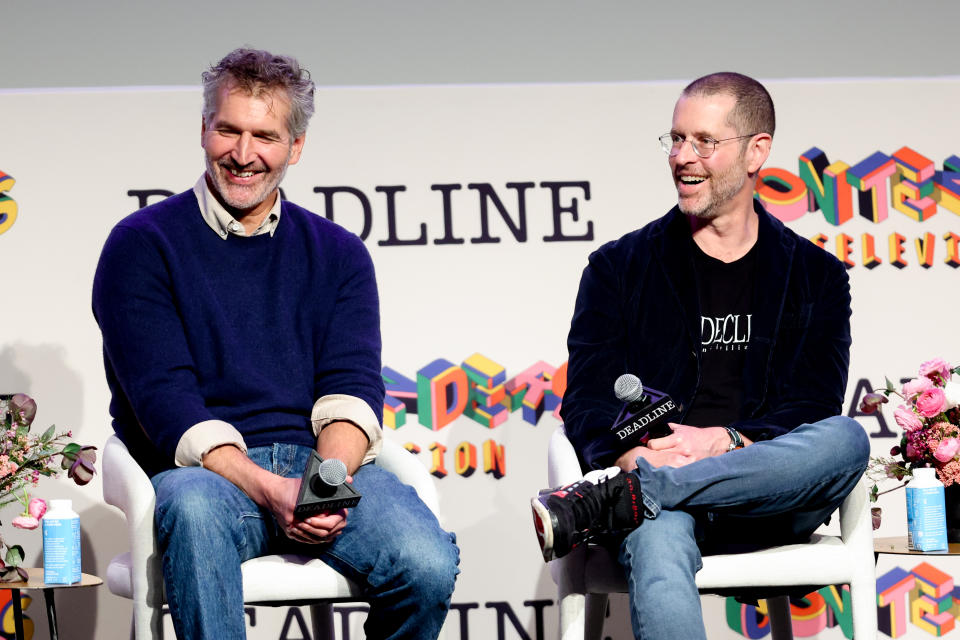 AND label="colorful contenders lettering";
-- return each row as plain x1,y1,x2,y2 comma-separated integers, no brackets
728,562,960,638
383,355,566,430
726,585,854,638
758,149,960,269
875,561,960,638
382,354,568,481
0,171,17,236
